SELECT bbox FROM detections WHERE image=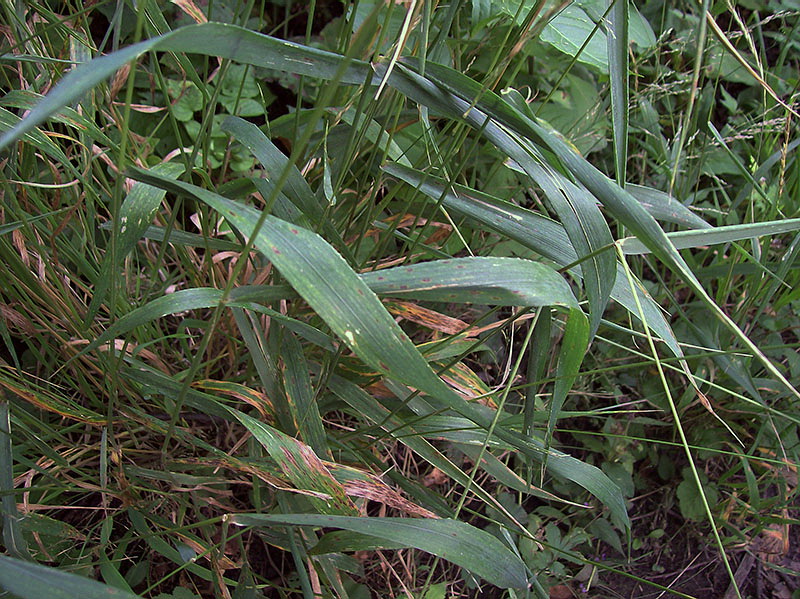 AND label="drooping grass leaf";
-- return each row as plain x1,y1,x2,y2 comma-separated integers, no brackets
383,163,682,358
360,257,579,308
0,555,142,599
229,513,528,589
224,409,358,515
128,168,629,530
